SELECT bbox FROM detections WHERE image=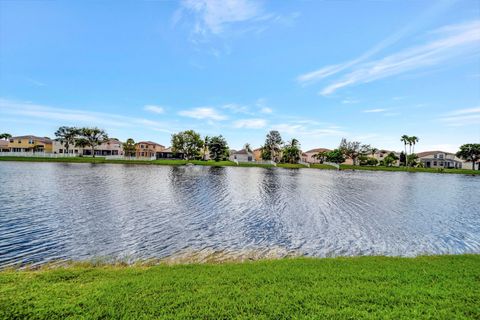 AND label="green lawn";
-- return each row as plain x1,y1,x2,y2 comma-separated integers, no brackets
0,255,478,319
340,164,479,175
0,156,478,174
310,163,338,170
